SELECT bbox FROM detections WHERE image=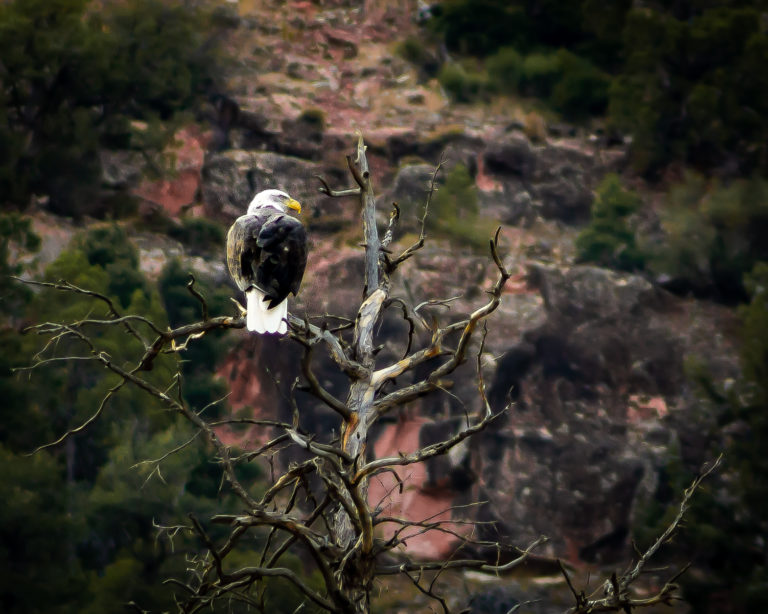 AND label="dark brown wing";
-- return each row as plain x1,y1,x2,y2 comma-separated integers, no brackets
255,213,307,307
226,210,307,307
226,214,261,293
